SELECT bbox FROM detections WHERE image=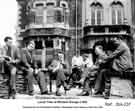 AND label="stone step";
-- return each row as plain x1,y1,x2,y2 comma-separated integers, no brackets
111,77,133,98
